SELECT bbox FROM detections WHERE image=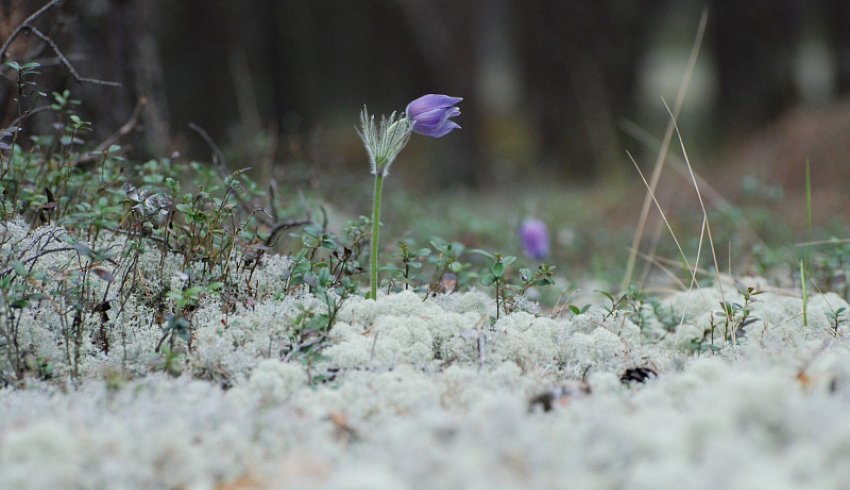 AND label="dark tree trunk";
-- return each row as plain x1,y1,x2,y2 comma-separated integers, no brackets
516,0,657,181
711,0,804,136
823,0,850,95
